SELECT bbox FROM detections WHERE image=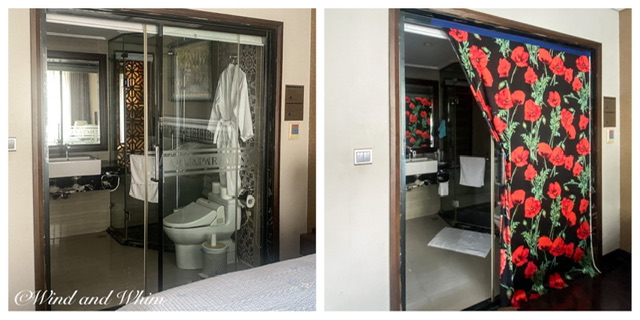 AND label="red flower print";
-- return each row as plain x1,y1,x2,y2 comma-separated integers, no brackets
493,116,507,135
550,56,566,76
500,249,507,275
564,67,574,83
566,125,576,140
573,161,583,177
420,110,428,118
576,138,591,155
409,114,417,123
579,198,589,214
538,142,552,158
498,58,511,77
564,242,575,258
577,221,591,240
449,29,468,42
549,146,566,166
524,261,538,279
511,189,526,206
548,273,567,289
524,197,542,218
573,247,585,263
576,55,590,73
547,91,561,107
512,245,529,267
503,226,511,245
510,46,529,67
524,100,541,122
511,290,528,309
561,198,574,216
524,164,537,181
406,131,412,138
538,48,552,65
549,237,566,257
524,66,538,84
560,108,574,130
572,77,583,92
579,114,589,130
564,209,577,226
538,236,553,251
512,90,525,106
469,45,488,72
495,88,514,109
564,155,574,171
421,131,431,140
409,102,416,109
511,146,530,167
547,182,561,199
480,67,494,87
409,137,416,144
